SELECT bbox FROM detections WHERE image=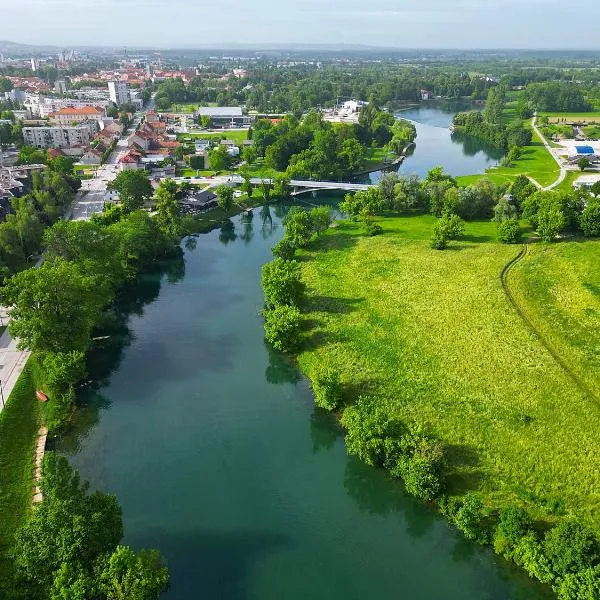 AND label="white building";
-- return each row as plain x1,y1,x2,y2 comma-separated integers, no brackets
50,105,106,125
25,95,109,118
108,81,130,106
23,122,99,149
